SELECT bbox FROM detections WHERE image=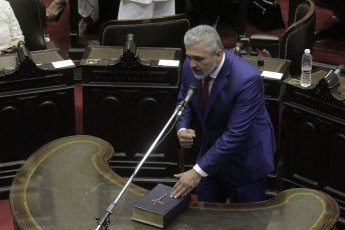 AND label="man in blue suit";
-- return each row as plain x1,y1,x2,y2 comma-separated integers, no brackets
170,25,276,203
